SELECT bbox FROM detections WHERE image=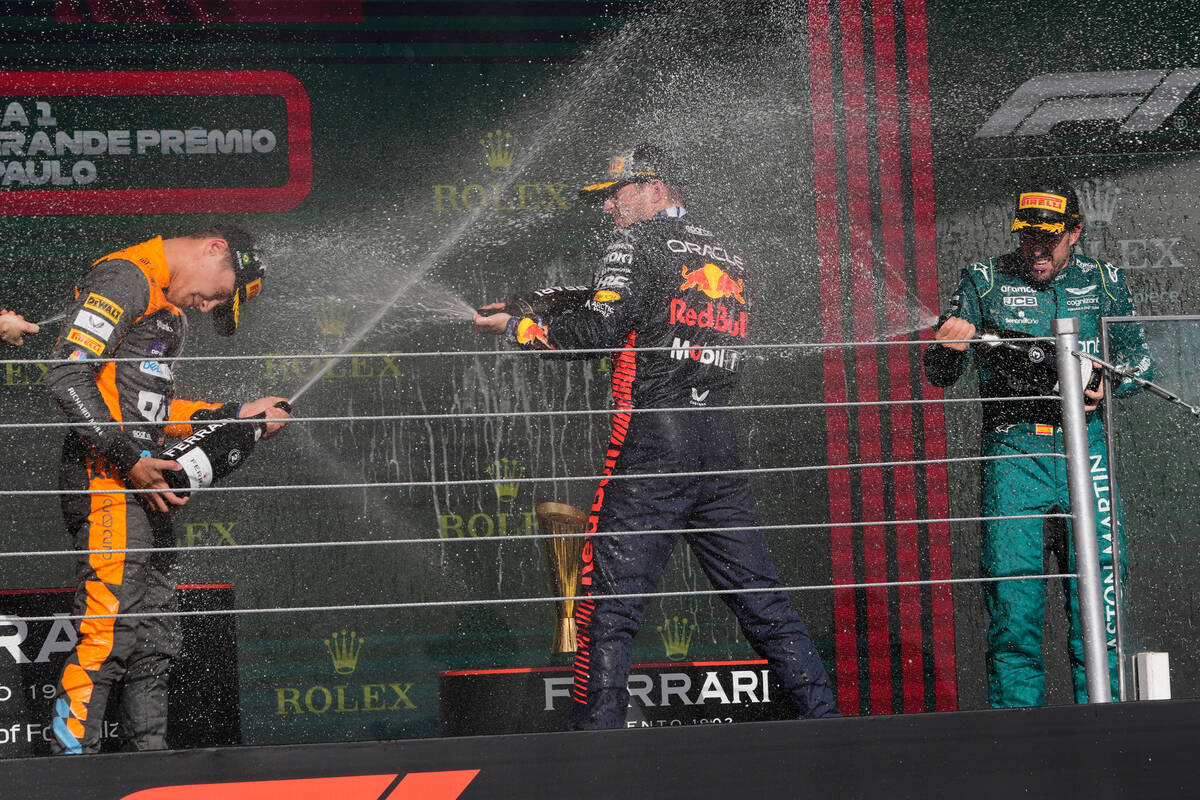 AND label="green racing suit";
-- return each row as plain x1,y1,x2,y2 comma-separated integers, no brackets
923,251,1153,707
